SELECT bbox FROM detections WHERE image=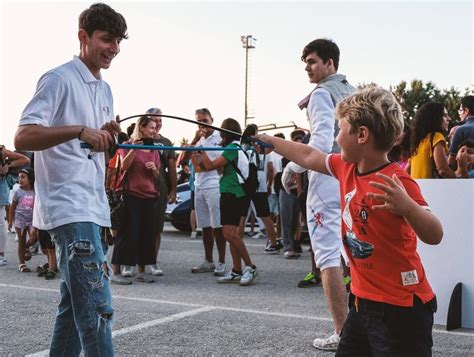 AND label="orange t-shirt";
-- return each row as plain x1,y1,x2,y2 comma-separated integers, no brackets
327,154,435,307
